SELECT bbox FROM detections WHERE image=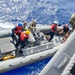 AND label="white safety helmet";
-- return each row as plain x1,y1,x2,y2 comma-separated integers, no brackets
33,20,36,23
53,21,59,25
24,21,27,23
23,21,27,25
